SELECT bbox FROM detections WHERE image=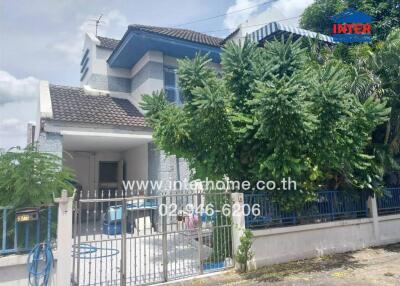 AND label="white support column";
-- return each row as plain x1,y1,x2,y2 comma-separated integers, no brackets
368,195,380,243
54,190,74,286
231,193,245,259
